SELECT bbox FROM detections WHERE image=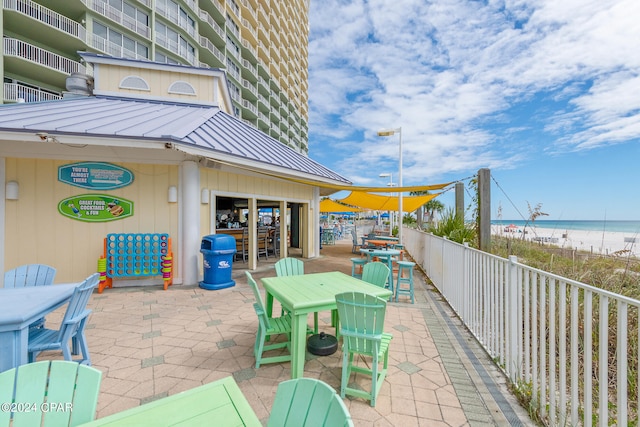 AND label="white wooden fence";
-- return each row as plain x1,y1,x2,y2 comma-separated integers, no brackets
404,227,639,426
